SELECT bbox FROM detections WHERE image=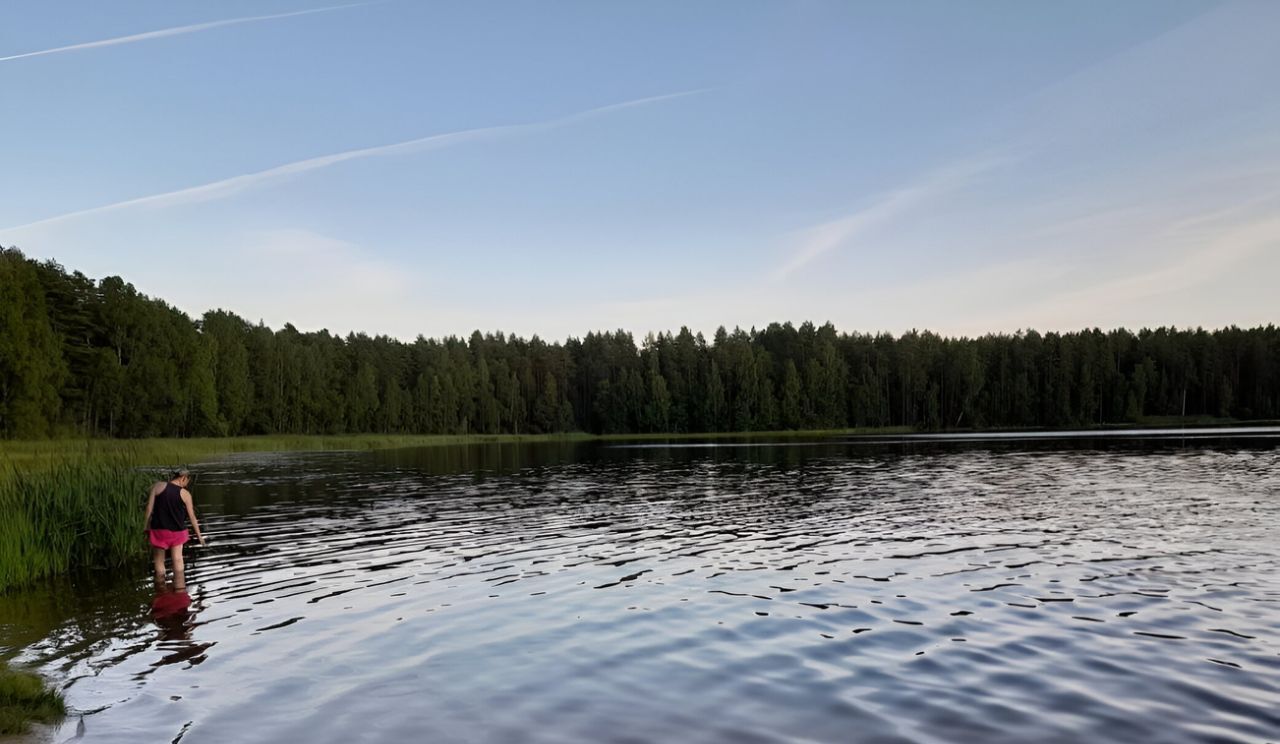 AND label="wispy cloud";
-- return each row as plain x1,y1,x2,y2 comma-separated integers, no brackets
0,89,707,235
3,127,506,233
554,89,710,123
773,155,1003,281
0,3,371,63
1033,205,1280,317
